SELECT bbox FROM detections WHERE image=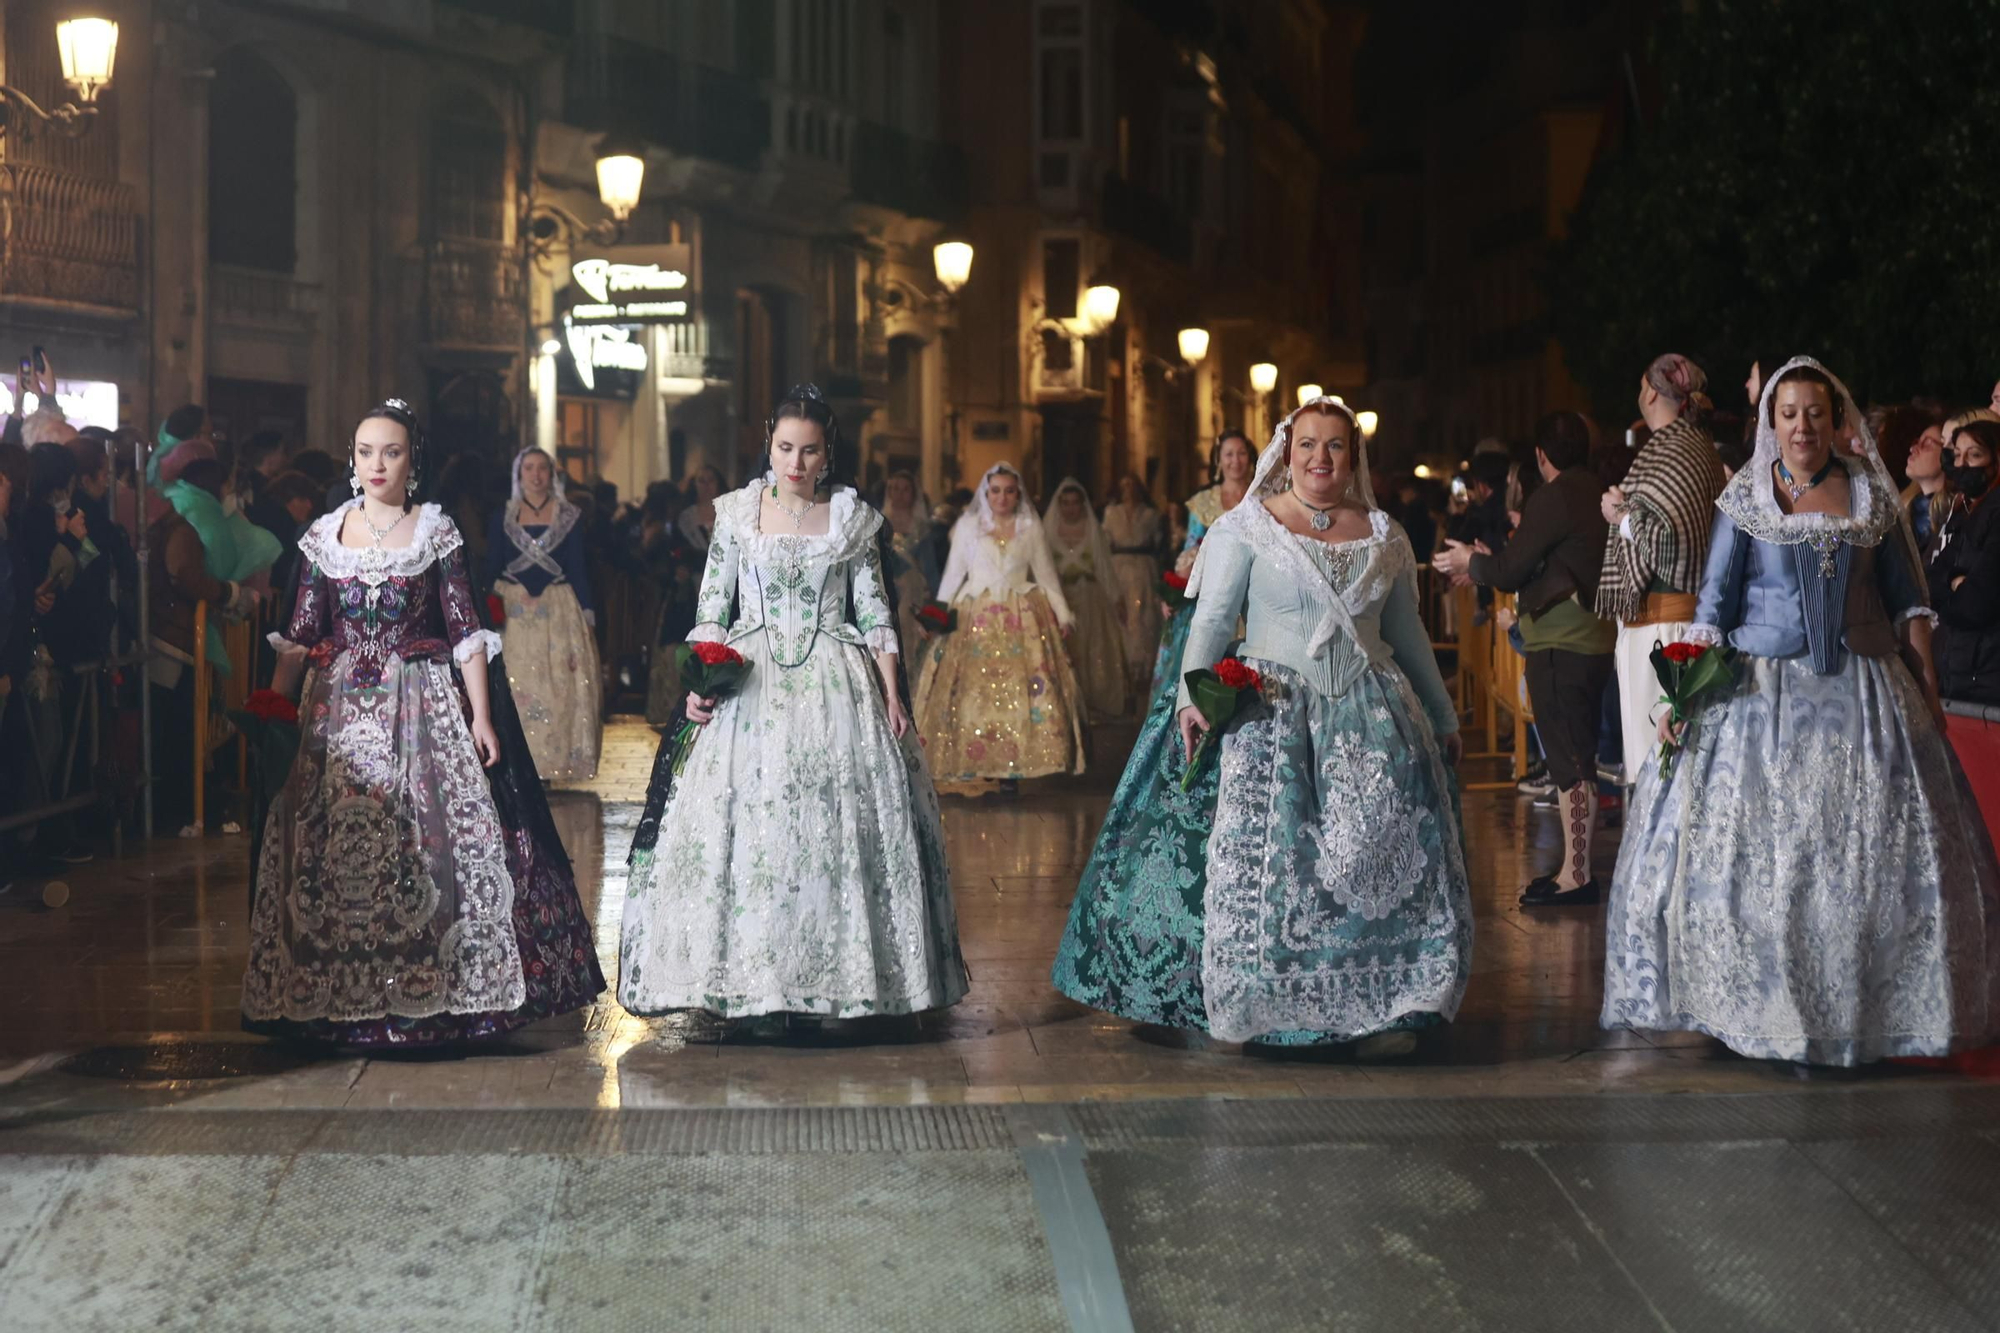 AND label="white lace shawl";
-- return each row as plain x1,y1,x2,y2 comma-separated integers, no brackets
271,500,502,663
687,482,899,655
